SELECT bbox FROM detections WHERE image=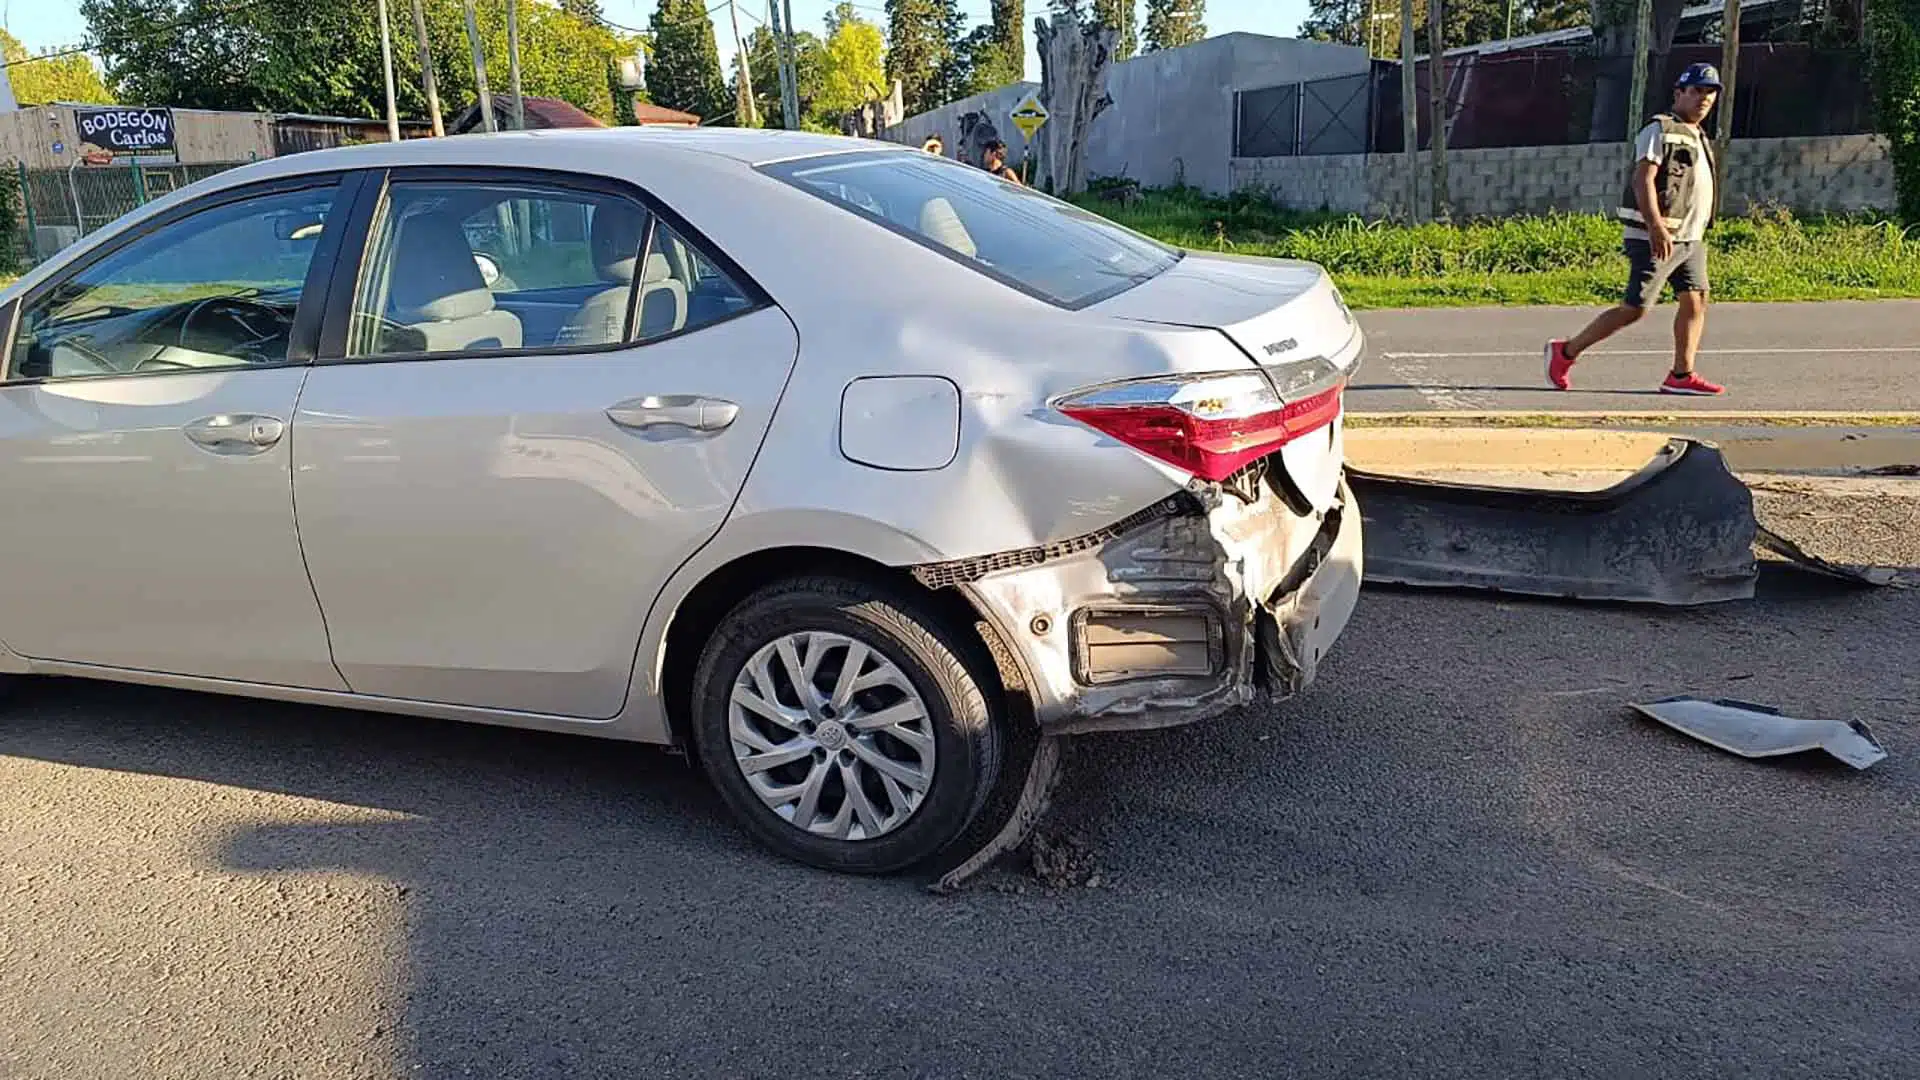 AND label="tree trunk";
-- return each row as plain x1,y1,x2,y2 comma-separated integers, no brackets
1428,0,1448,221
1715,0,1740,218
1035,14,1118,195
1588,0,1687,141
